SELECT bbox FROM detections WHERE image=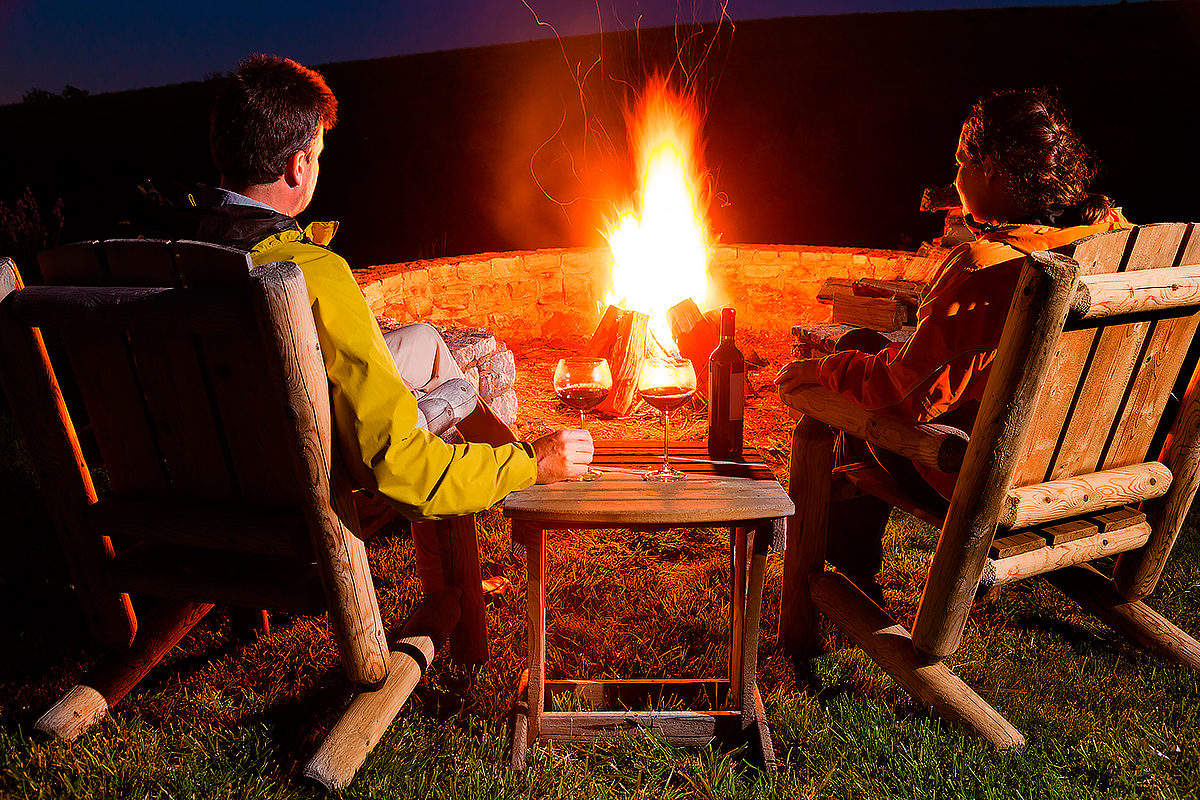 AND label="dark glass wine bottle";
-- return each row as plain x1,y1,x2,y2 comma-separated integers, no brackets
707,307,744,459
